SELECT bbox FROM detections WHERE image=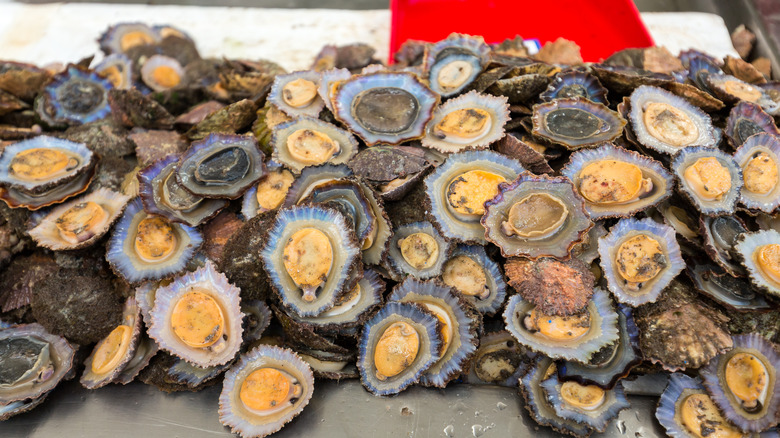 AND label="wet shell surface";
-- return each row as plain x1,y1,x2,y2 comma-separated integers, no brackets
317,67,350,112
672,146,743,215
482,174,593,259
241,166,295,220
726,102,780,148
357,301,442,396
98,22,160,55
271,117,358,174
440,244,506,315
733,133,780,213
598,217,685,306
386,221,451,279
94,53,133,90
687,262,772,311
38,65,113,126
423,33,490,97
267,70,325,118
735,229,780,298
149,261,244,368
539,70,608,104
425,149,525,244
629,85,717,155
140,55,185,92
561,143,674,220
464,330,528,387
0,136,94,193
700,214,749,277
219,345,314,438
332,72,439,146
541,373,630,433
28,187,130,250
421,91,509,153
106,198,203,283
531,98,626,150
